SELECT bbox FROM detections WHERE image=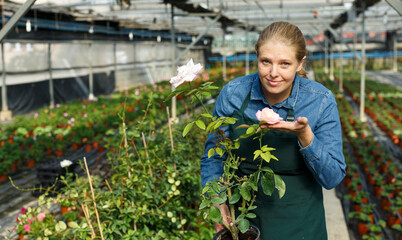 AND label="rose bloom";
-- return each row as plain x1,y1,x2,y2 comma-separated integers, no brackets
37,212,46,222
20,207,27,214
23,224,31,233
256,107,282,124
170,58,203,88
